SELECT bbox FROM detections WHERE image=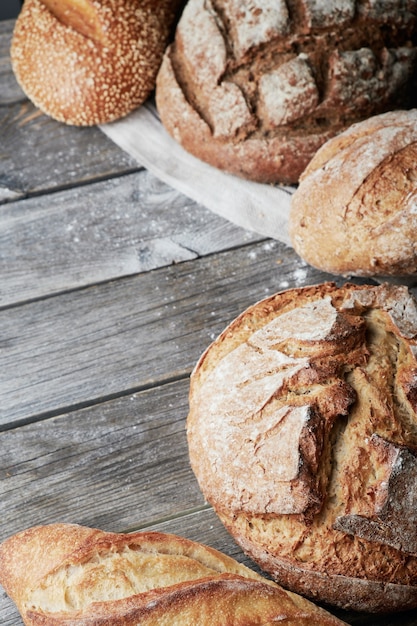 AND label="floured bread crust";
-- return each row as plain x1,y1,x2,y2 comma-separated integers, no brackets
187,282,417,612
290,109,417,279
156,0,417,184
0,523,348,625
